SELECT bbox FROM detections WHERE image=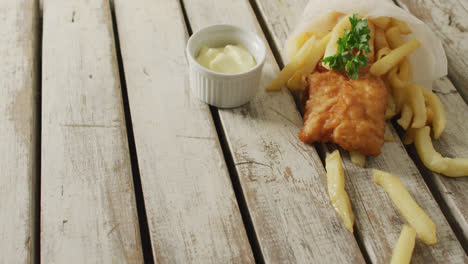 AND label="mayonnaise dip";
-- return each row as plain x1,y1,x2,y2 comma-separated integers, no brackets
196,44,256,74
